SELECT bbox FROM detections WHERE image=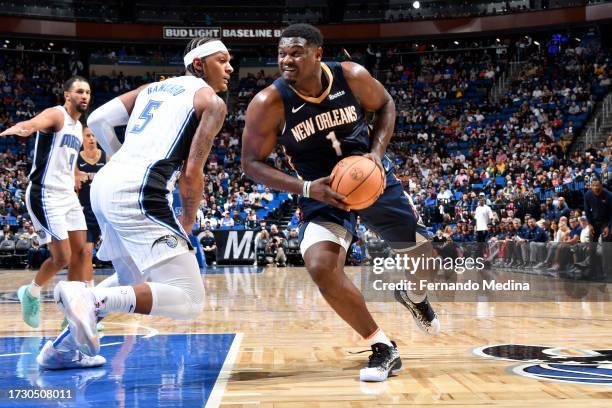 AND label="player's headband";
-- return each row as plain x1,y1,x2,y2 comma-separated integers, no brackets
183,40,228,67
